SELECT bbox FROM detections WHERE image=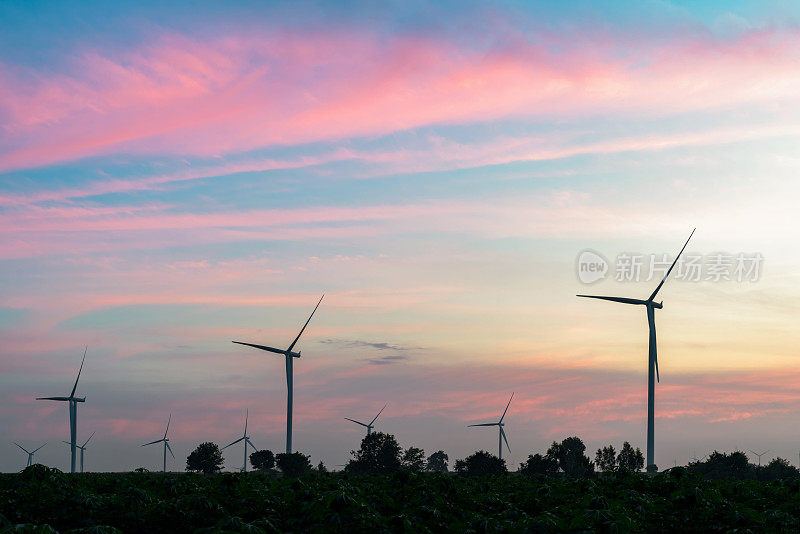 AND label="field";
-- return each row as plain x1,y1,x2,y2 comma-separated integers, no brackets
3,465,800,533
